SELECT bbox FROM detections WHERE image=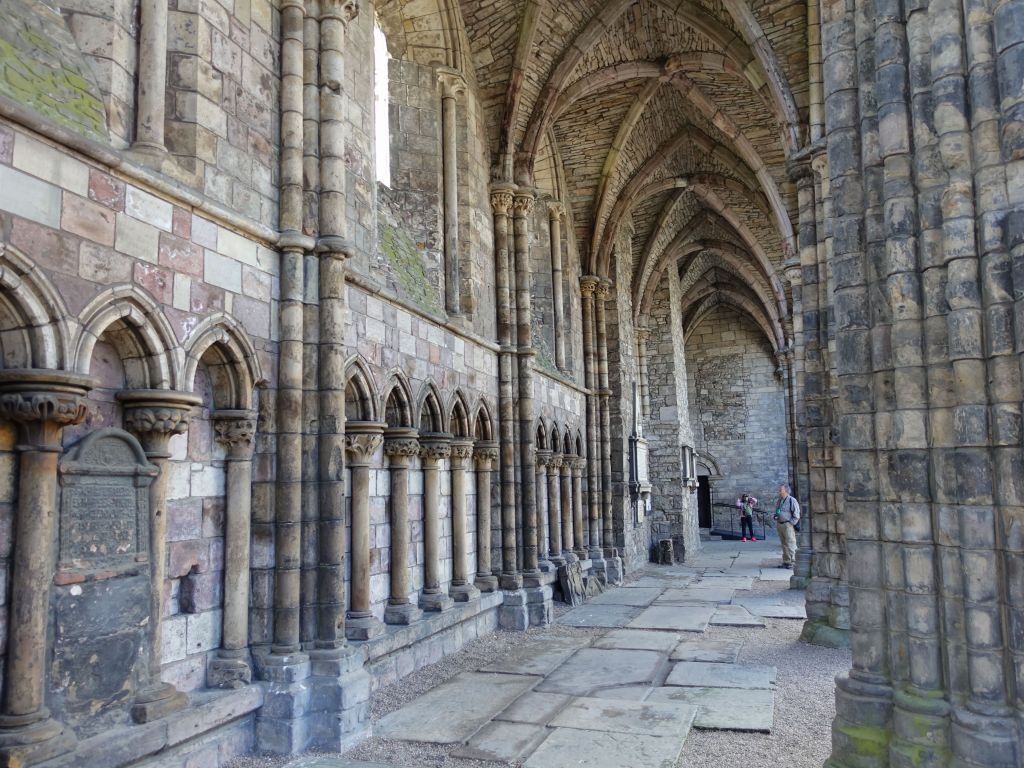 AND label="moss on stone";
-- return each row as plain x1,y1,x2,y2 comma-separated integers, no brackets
379,223,442,315
0,0,109,142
